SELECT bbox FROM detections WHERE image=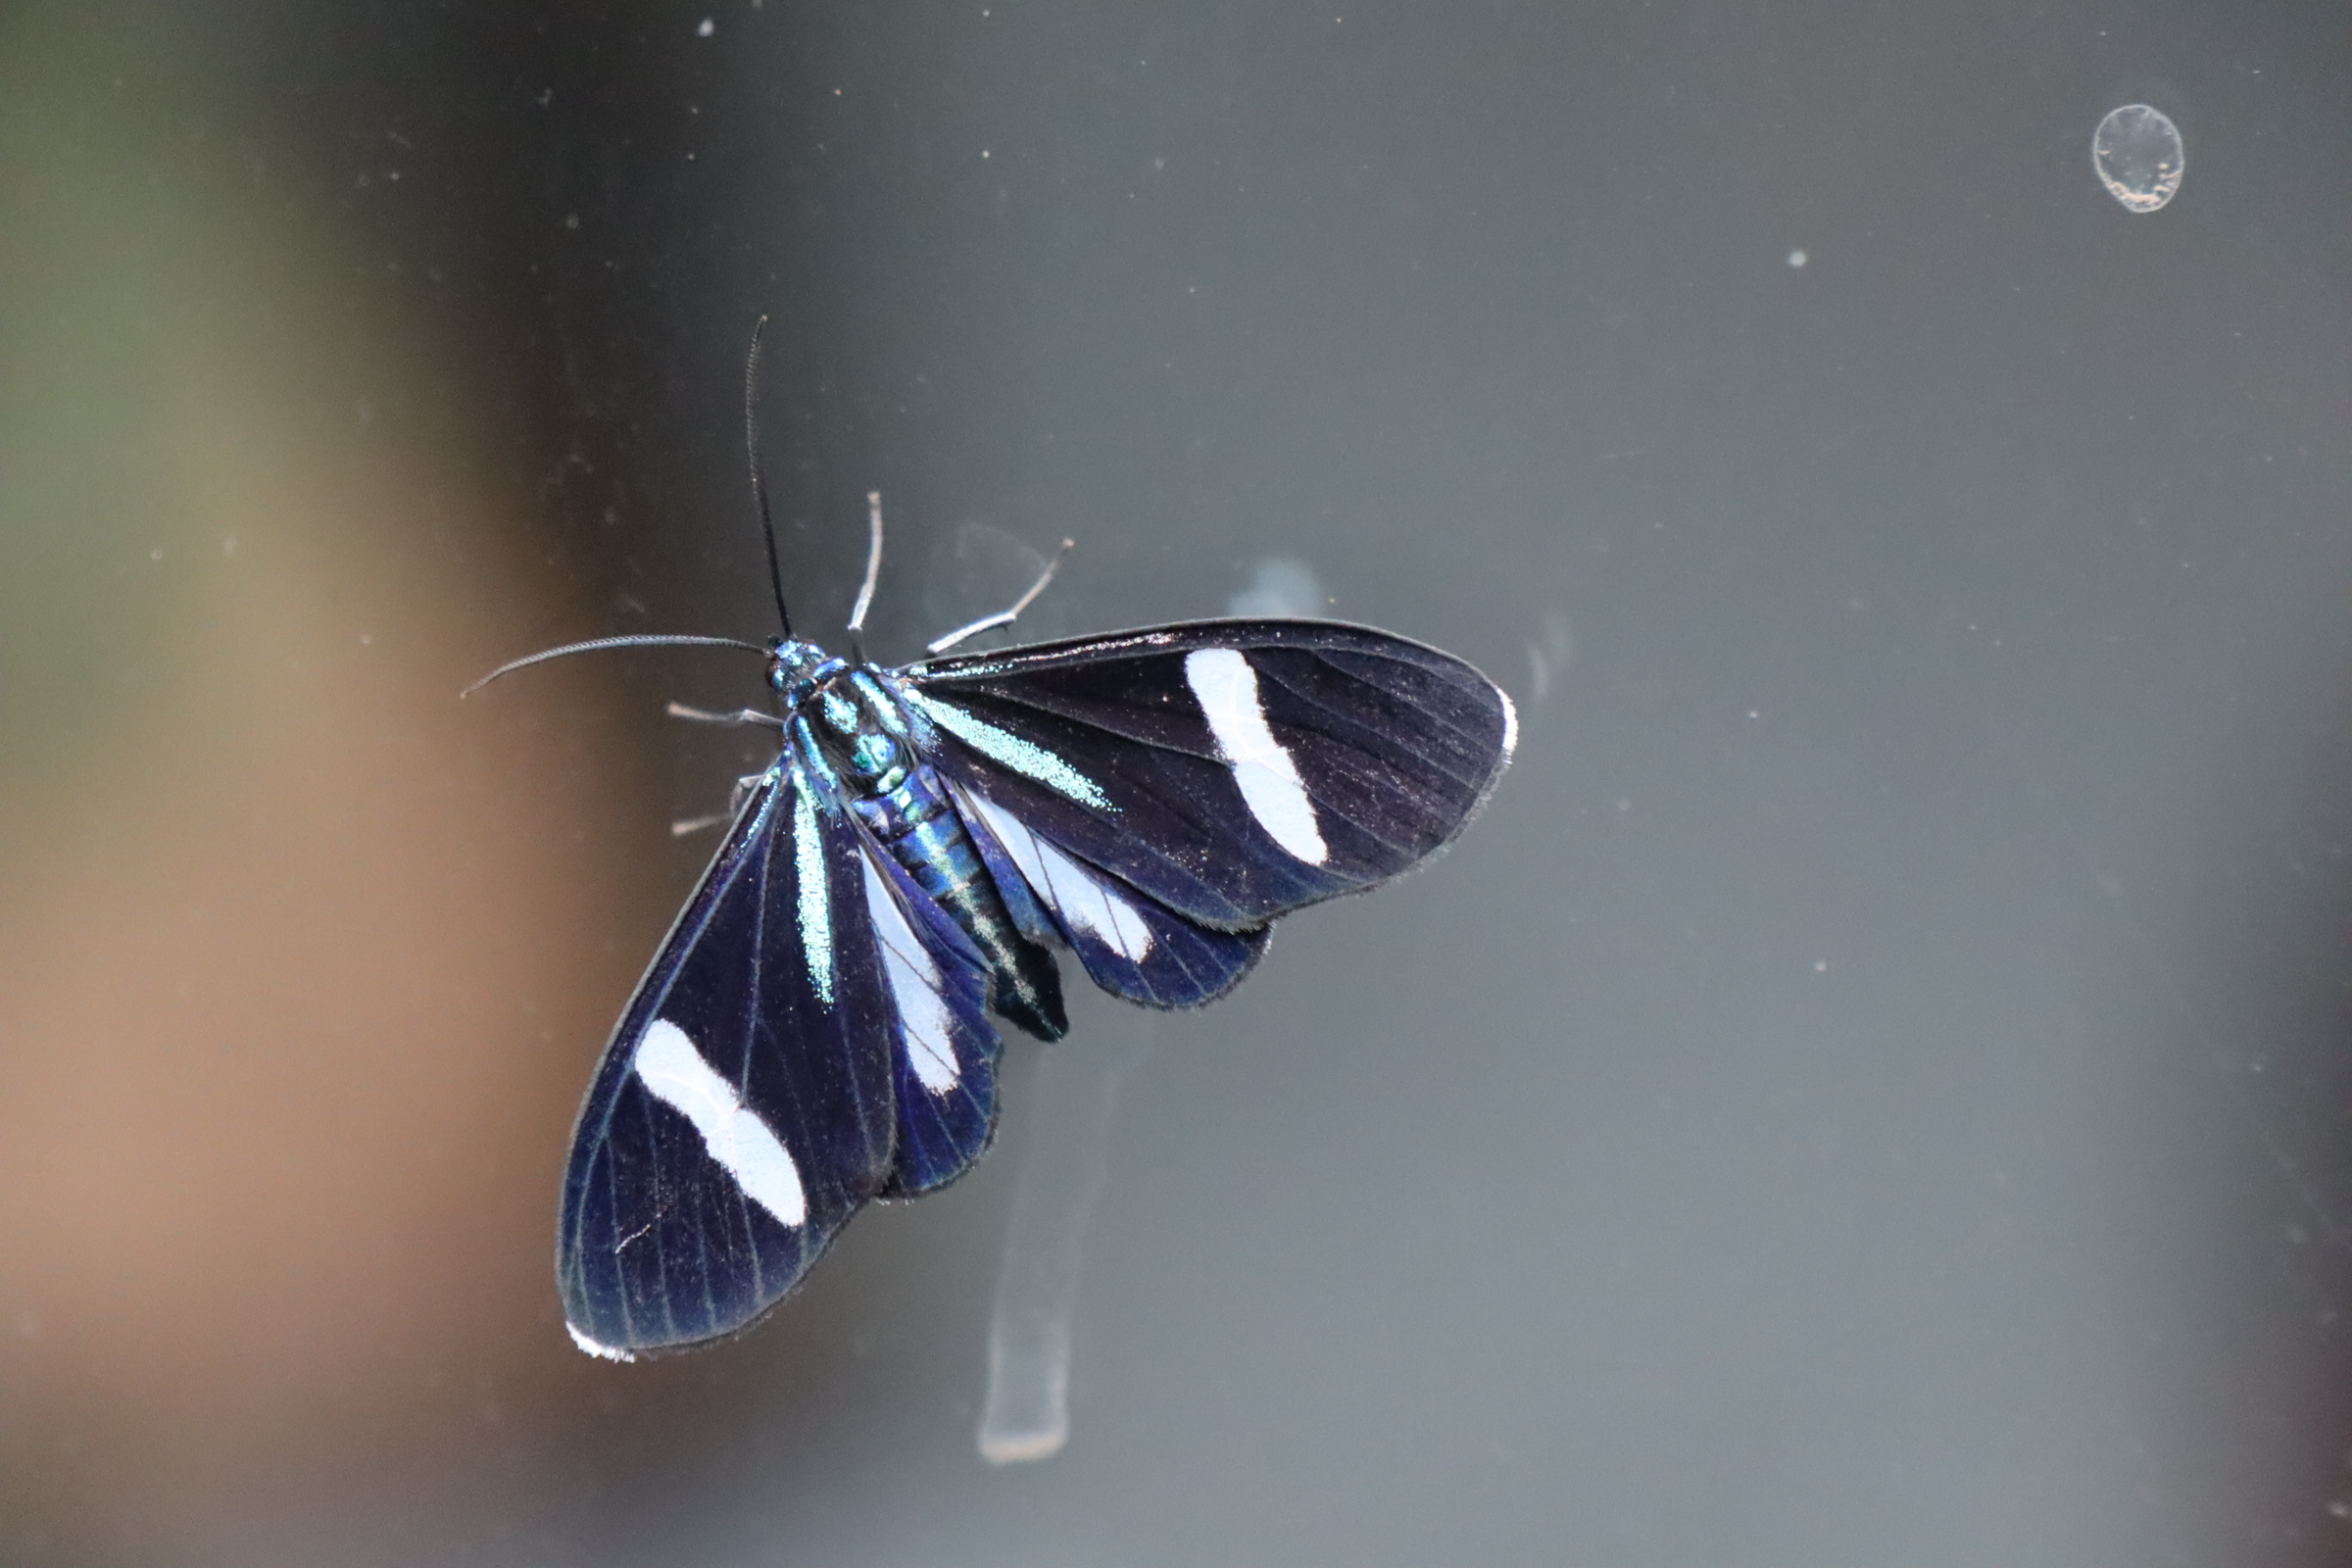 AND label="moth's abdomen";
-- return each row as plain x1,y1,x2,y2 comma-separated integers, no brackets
846,740,1067,1043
